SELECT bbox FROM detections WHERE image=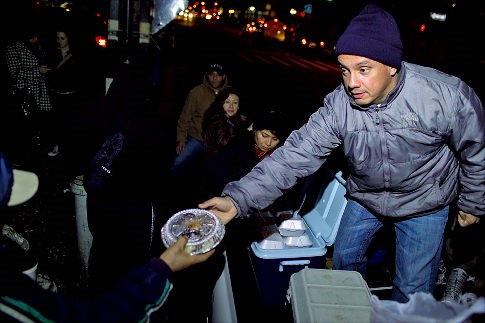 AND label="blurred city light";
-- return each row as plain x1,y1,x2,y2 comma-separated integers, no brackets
430,12,447,22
